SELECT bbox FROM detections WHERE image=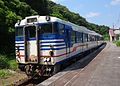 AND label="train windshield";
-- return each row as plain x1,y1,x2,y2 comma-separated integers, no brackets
15,27,23,37
39,23,58,34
